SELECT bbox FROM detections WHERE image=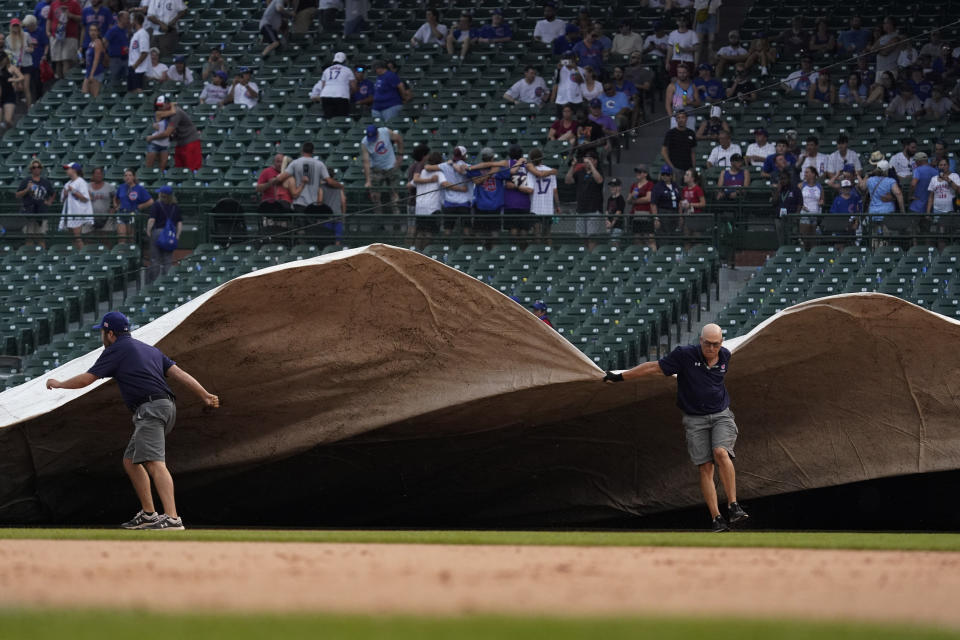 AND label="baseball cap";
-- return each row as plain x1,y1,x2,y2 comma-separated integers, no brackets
154,95,167,107
157,185,173,195
365,124,378,139
634,164,649,173
238,66,251,74
492,8,503,15
565,24,580,34
532,300,547,311
454,145,467,157
869,150,885,164
914,151,928,161
730,153,743,162
608,178,621,186
843,163,856,172
840,179,852,187
173,54,185,63
698,63,713,72
10,17,20,25
93,311,130,333
589,98,601,108
333,51,346,63
754,127,768,136
660,164,673,175
62,162,81,171
876,159,891,171
214,70,228,80
785,129,798,137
